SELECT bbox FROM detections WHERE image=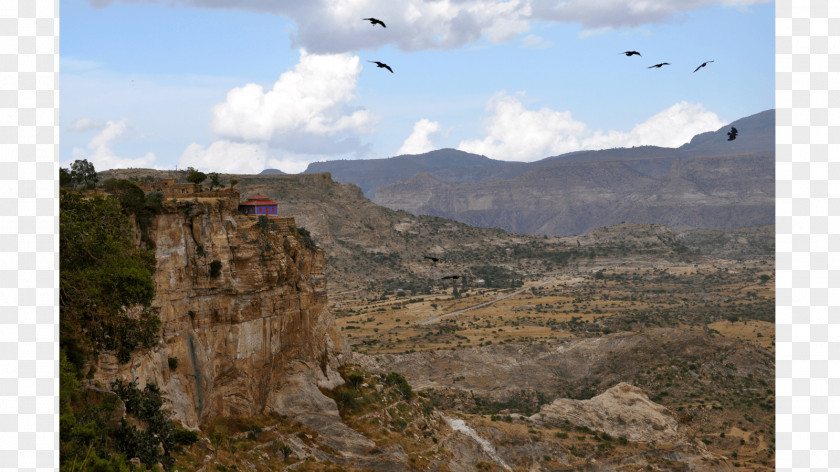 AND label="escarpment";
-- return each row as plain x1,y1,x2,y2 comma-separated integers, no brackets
91,193,350,429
